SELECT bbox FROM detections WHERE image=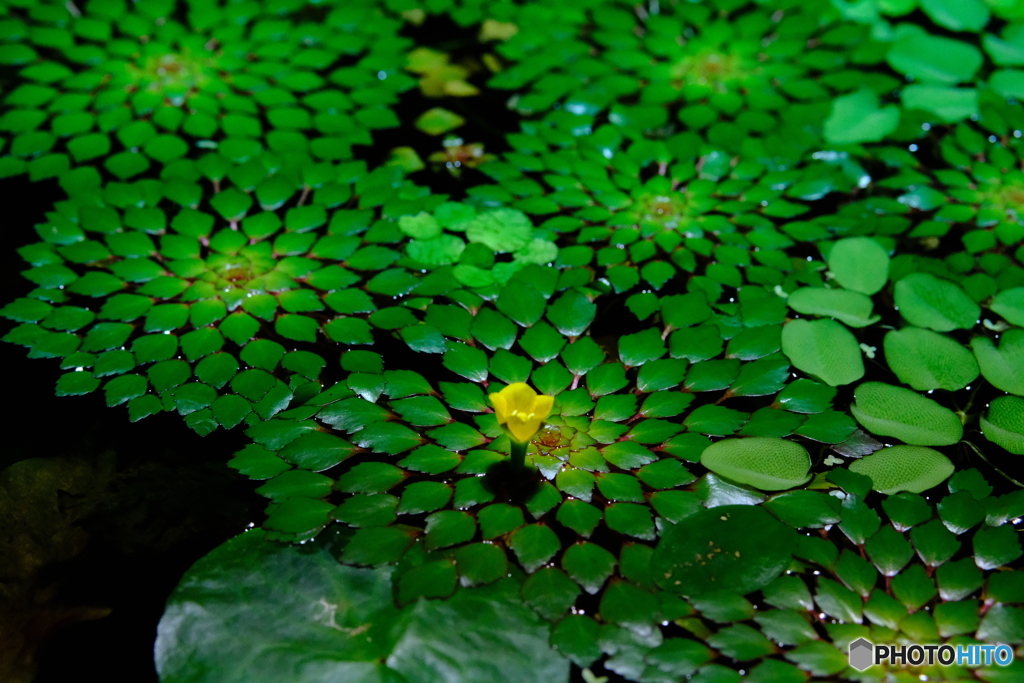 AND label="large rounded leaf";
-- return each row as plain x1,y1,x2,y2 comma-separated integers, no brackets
972,329,1024,396
849,382,963,446
991,288,1024,327
883,327,979,391
653,505,797,598
981,396,1024,455
893,273,980,331
700,437,811,491
787,288,880,328
781,319,864,386
827,237,890,295
848,445,954,495
156,530,569,683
